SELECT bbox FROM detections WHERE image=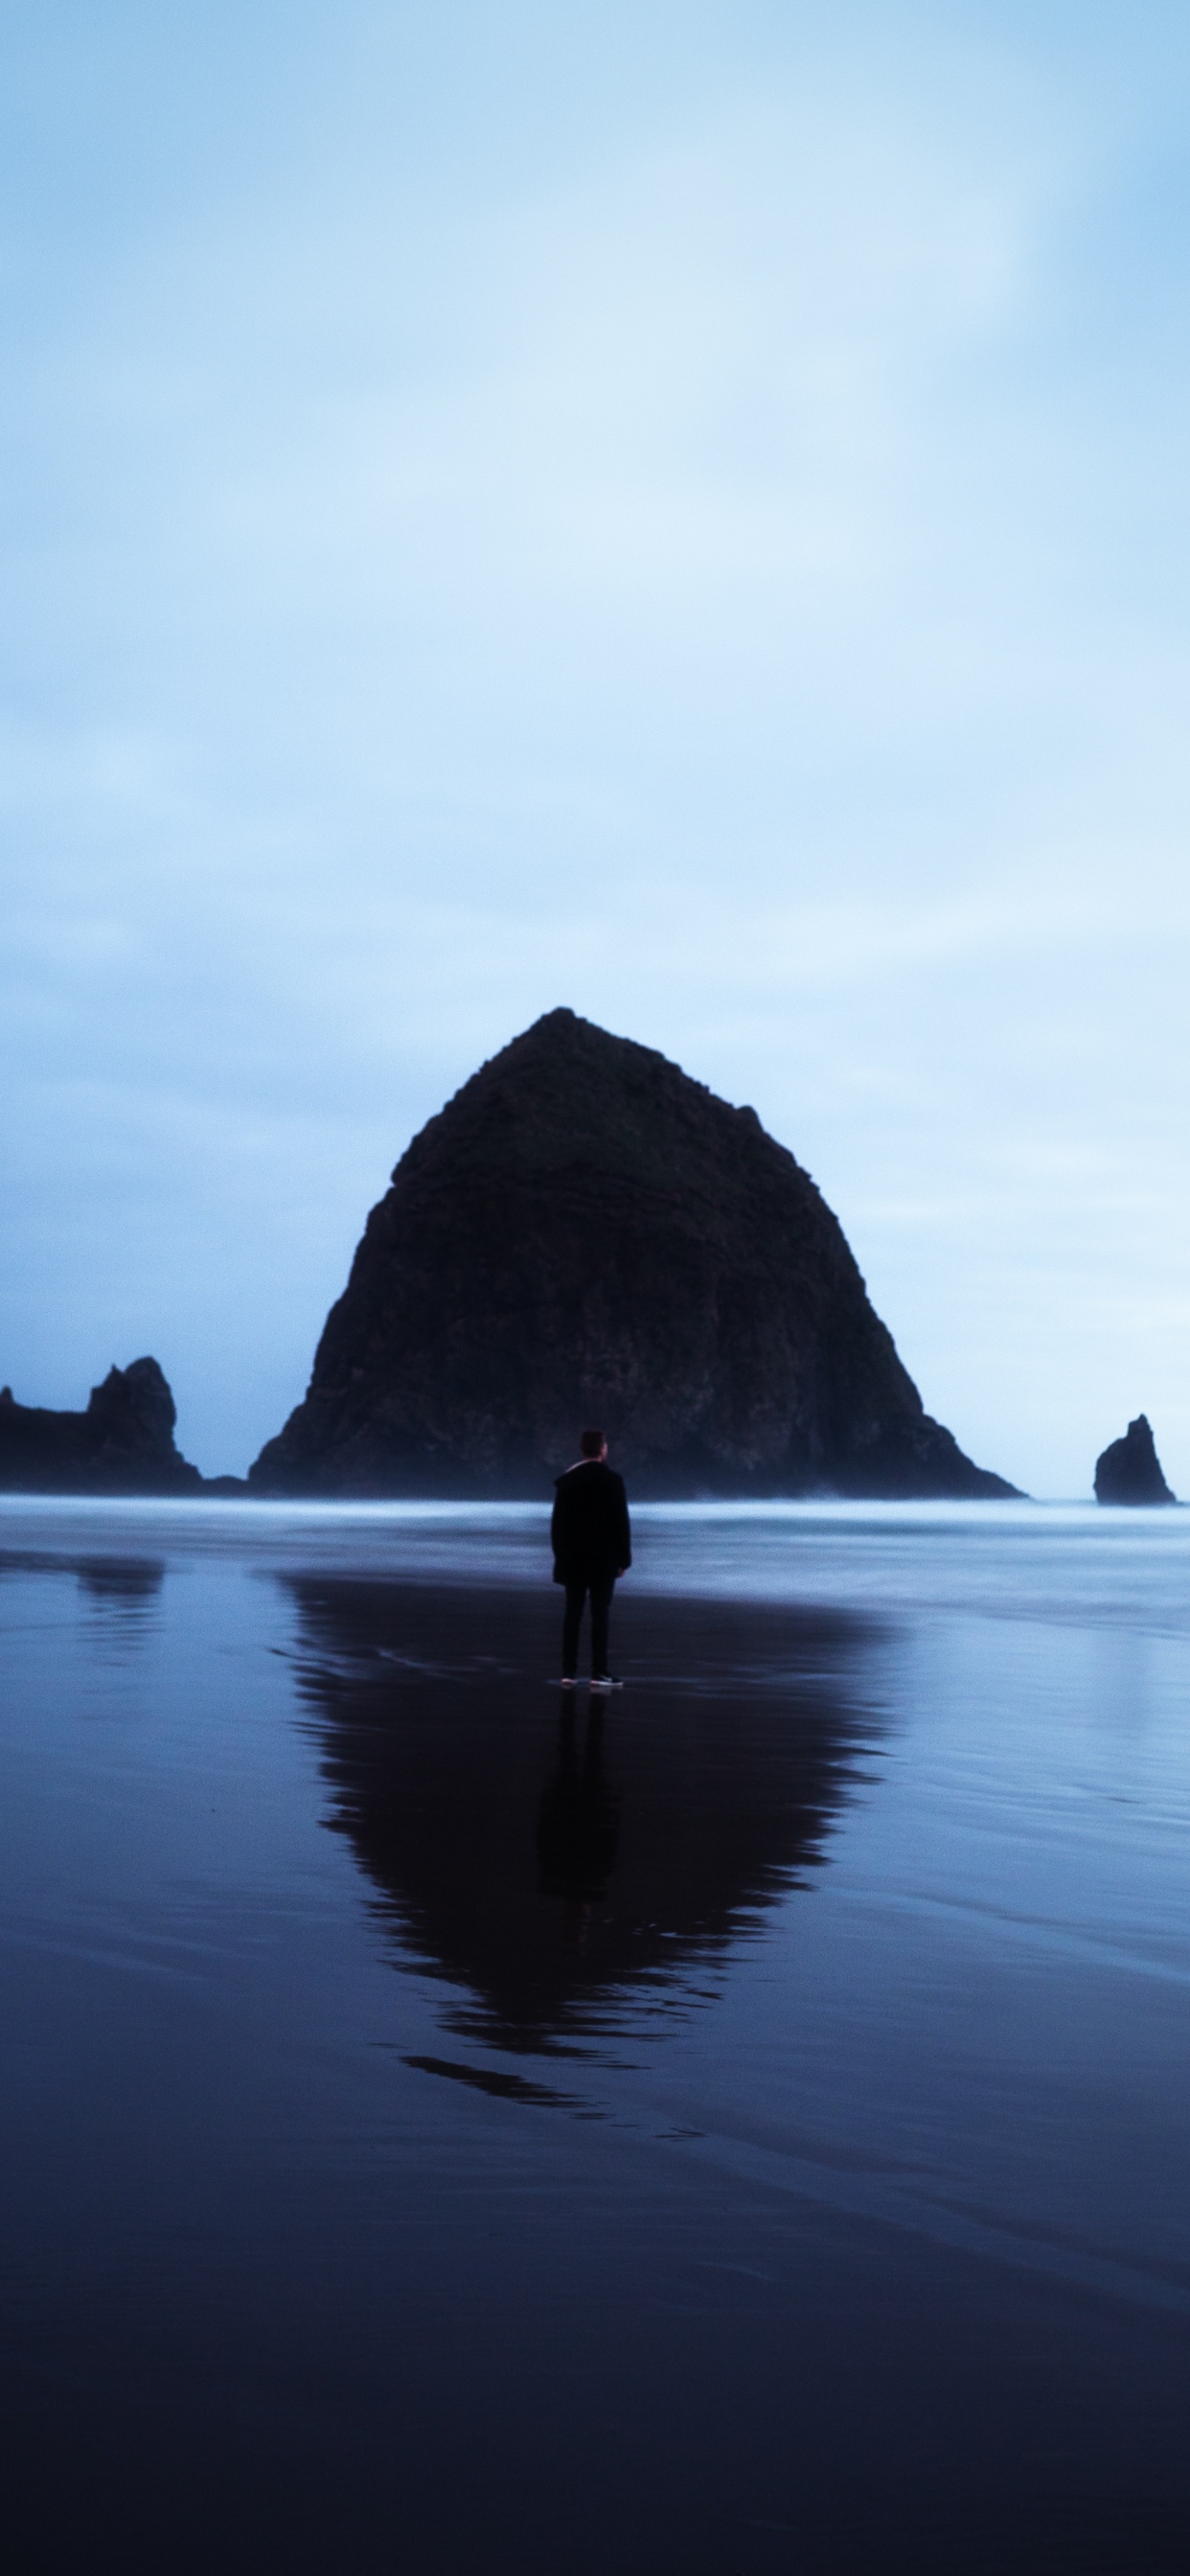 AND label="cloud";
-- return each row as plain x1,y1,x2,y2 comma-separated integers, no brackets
3,2,1190,1484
